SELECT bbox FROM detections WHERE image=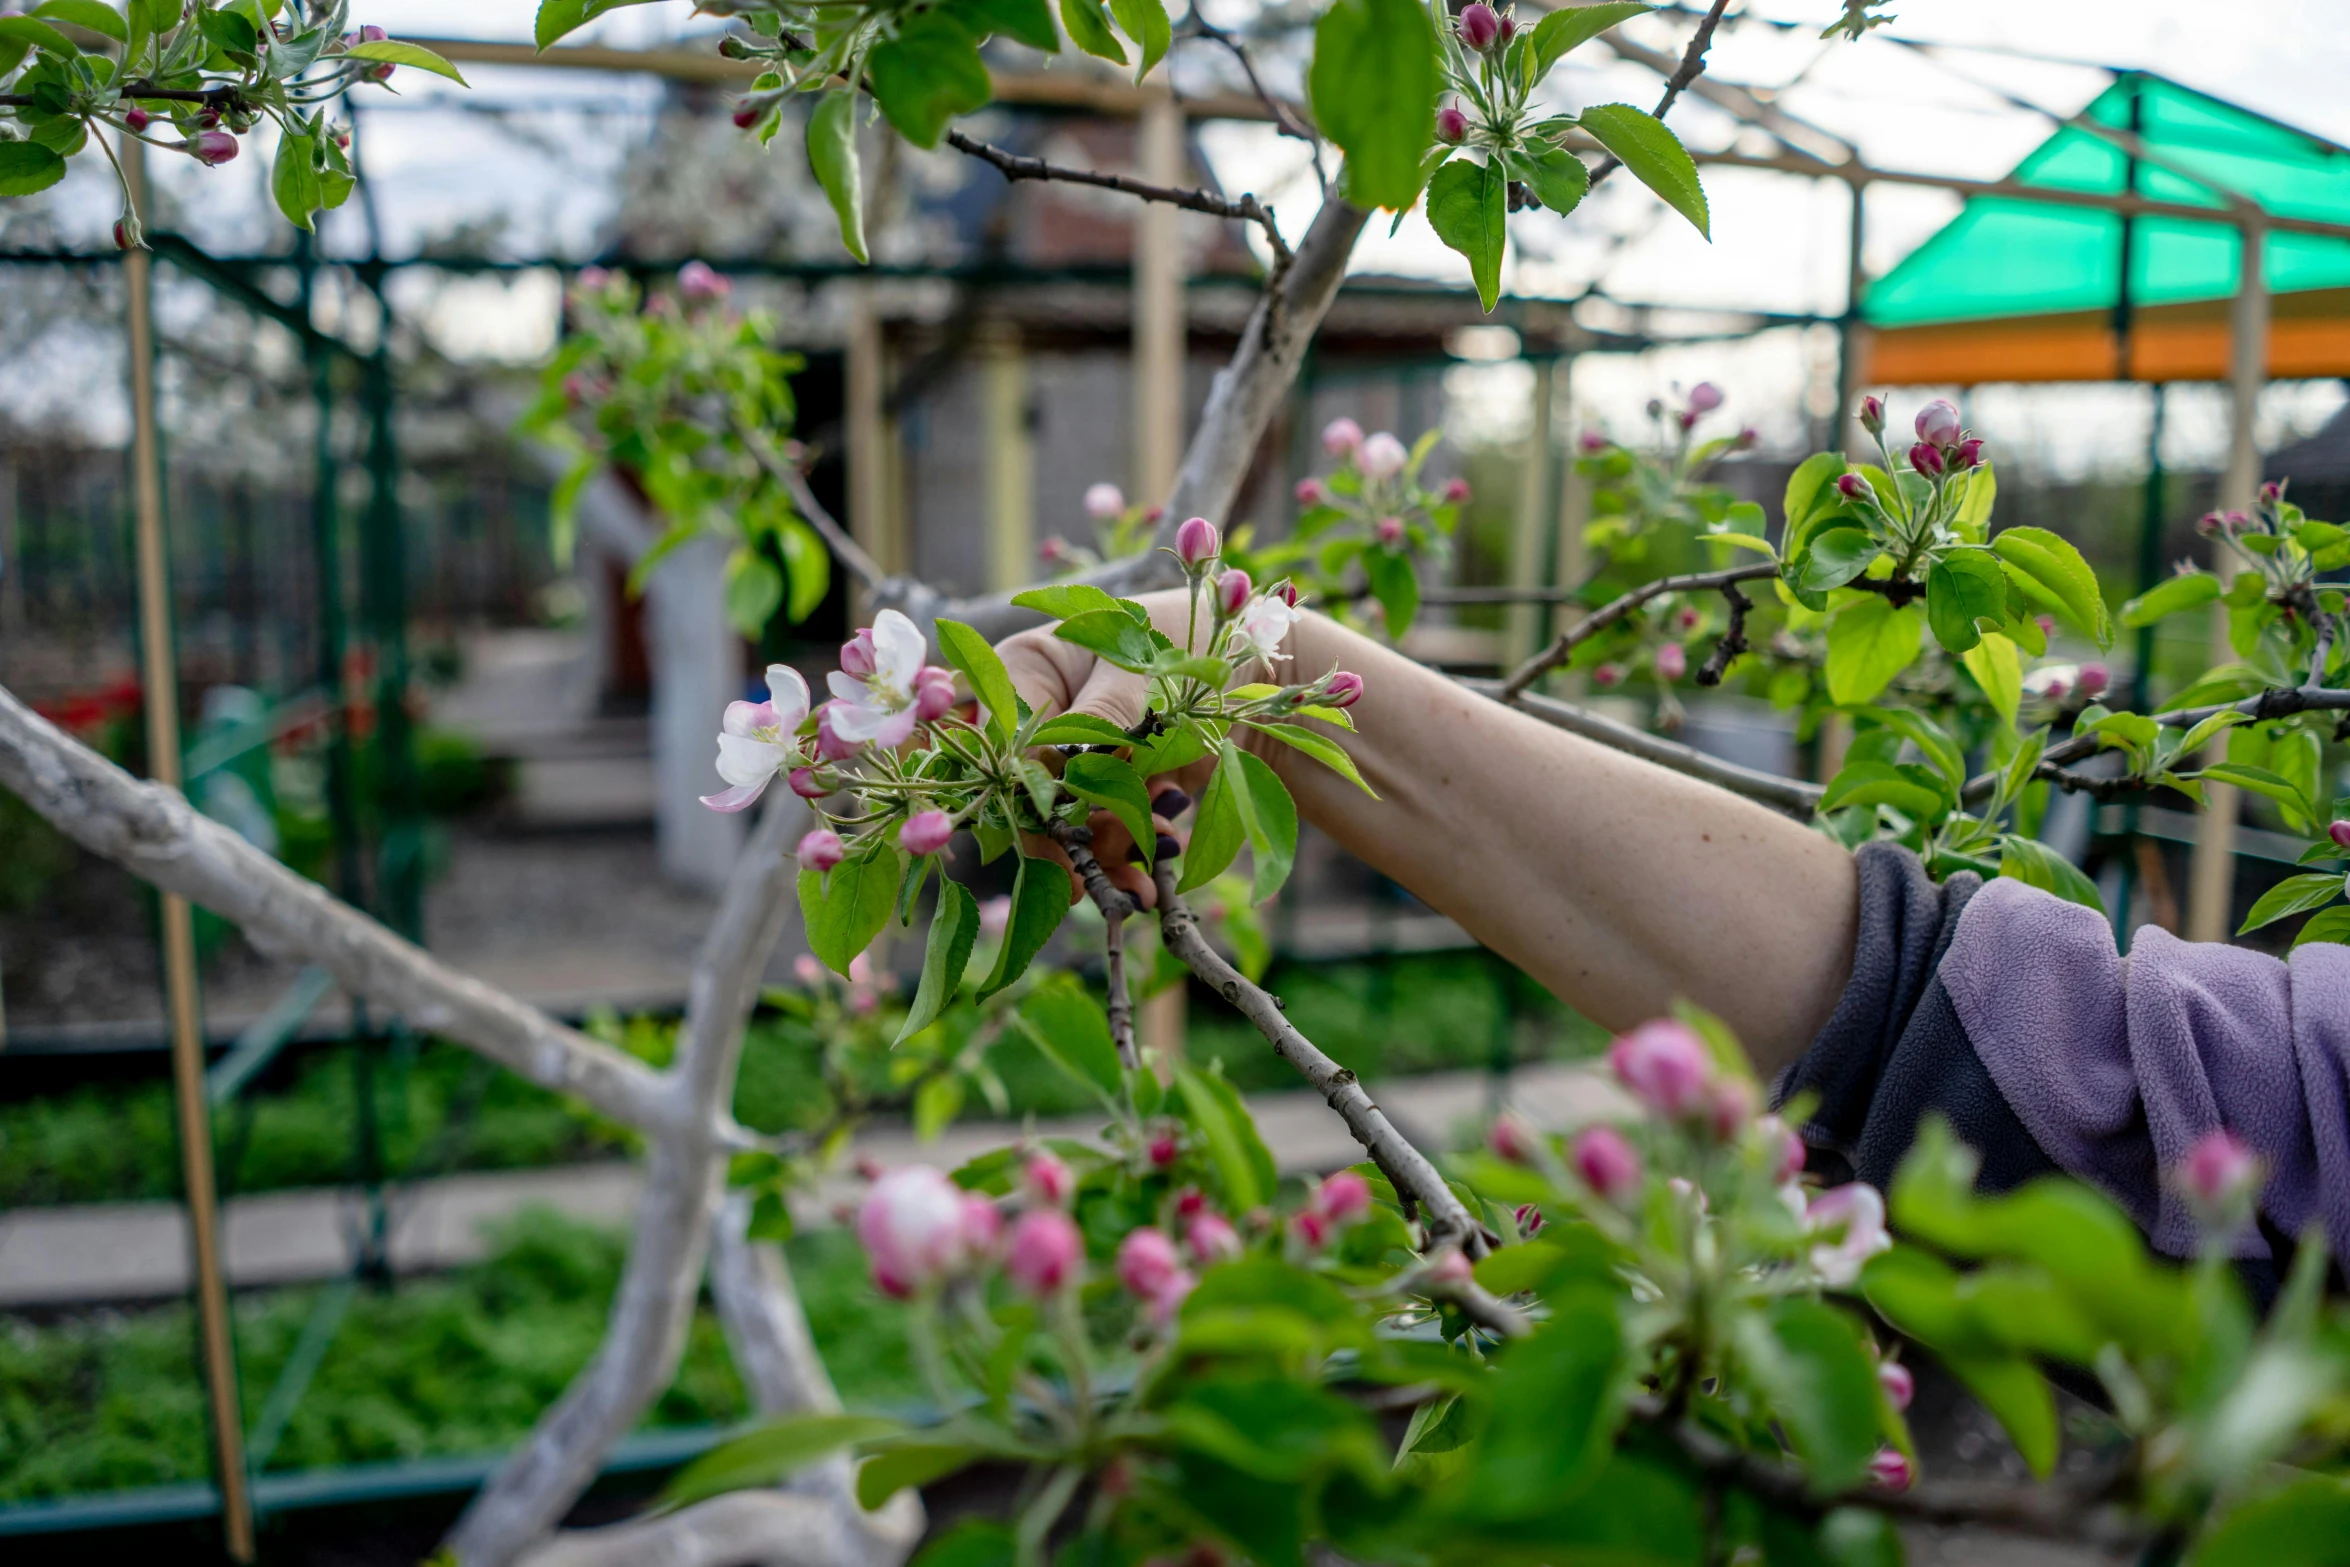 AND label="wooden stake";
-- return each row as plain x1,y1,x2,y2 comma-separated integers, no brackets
123,134,255,1563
